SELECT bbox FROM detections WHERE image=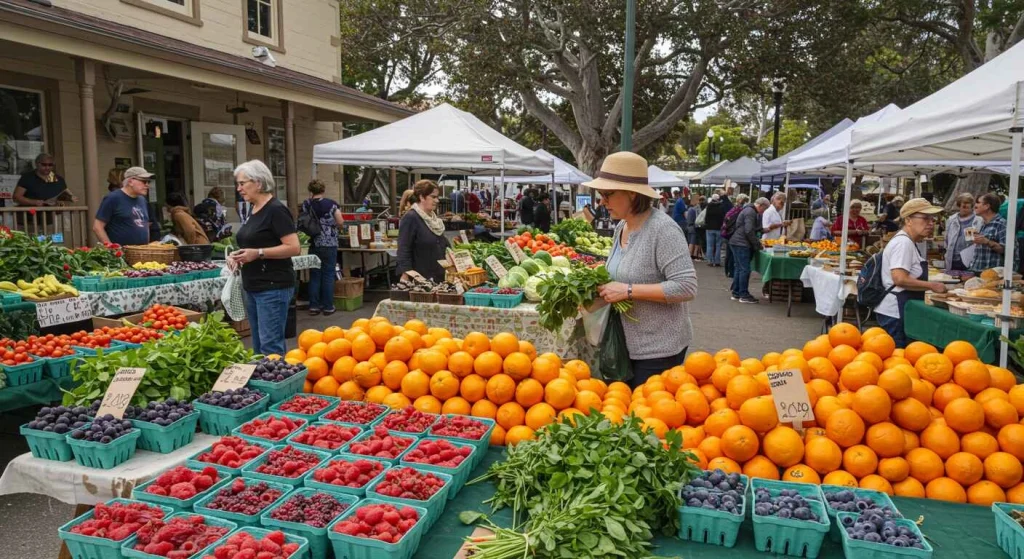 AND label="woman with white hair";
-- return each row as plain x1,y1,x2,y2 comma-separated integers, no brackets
228,159,301,356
